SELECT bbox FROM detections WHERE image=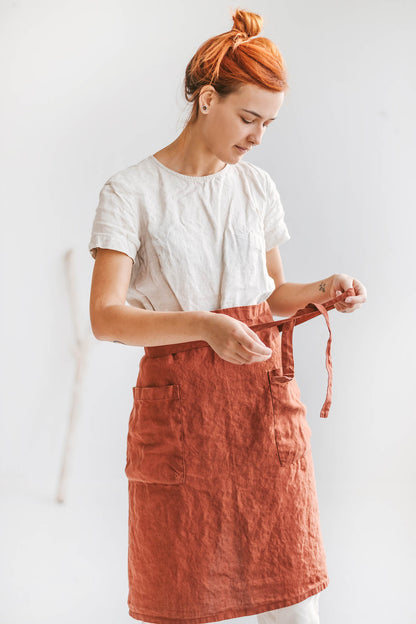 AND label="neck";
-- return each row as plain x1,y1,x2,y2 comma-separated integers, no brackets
154,123,227,177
